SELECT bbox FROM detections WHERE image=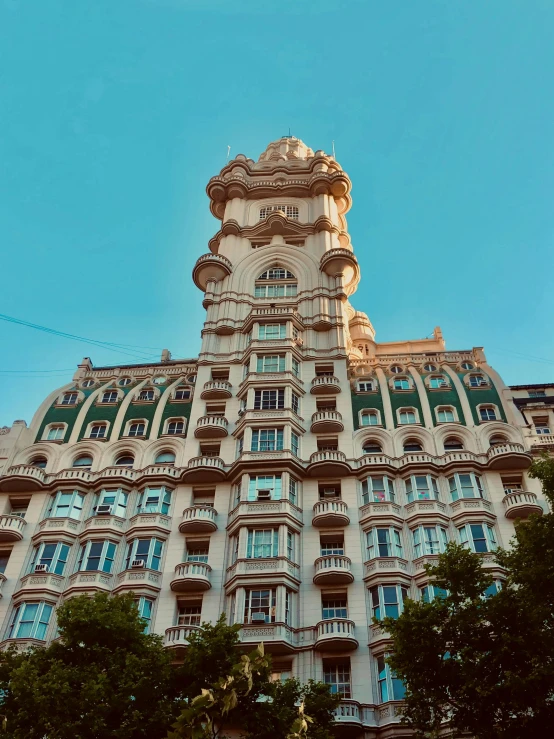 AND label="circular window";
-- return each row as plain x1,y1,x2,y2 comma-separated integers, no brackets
30,457,47,469
461,362,474,370
390,365,403,374
155,451,176,465
115,455,134,467
73,455,93,469
187,374,197,384
153,376,167,385
82,379,95,388
423,364,437,373
118,377,132,386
